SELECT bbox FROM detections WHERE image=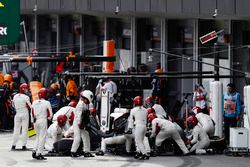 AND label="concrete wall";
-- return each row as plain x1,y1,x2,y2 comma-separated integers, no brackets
20,0,250,19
